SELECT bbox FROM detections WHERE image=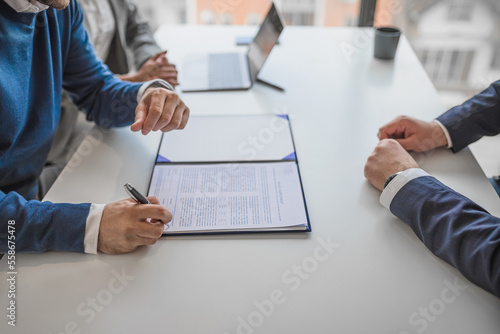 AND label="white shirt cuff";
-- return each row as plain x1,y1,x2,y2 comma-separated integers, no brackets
380,168,430,210
433,119,453,149
84,203,105,254
137,79,174,103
